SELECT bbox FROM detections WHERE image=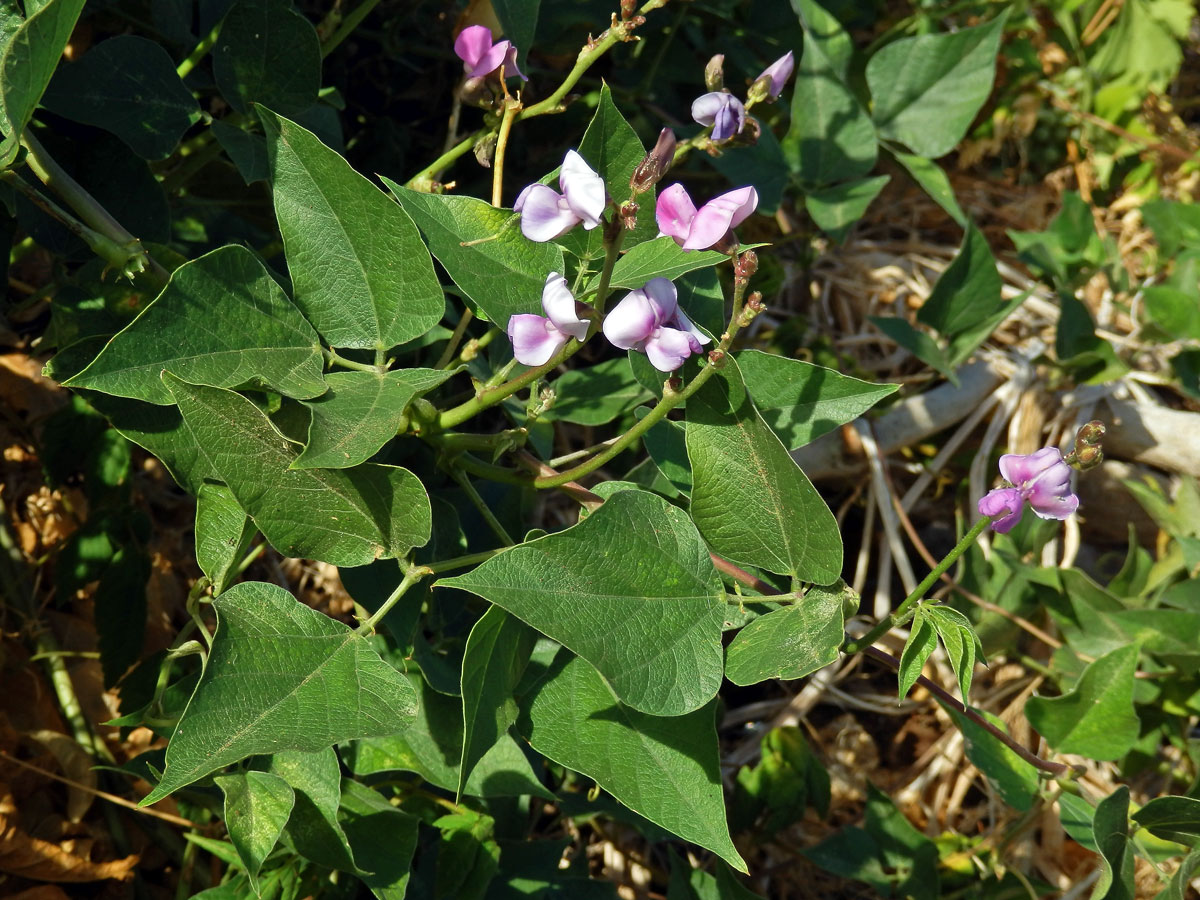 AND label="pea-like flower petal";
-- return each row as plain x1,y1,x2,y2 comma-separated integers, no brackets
682,186,759,250
559,150,606,229
644,327,696,372
507,315,568,366
602,278,707,372
603,287,664,350
454,25,526,80
691,92,746,141
756,51,795,99
980,447,1080,532
655,183,697,244
515,183,581,242
540,273,589,341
